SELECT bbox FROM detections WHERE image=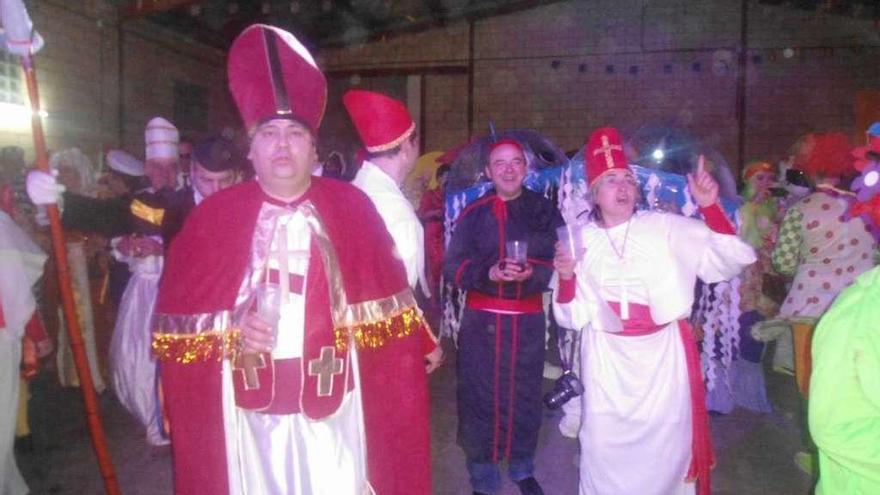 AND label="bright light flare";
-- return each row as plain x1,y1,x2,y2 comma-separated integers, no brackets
0,101,48,129
651,148,665,161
